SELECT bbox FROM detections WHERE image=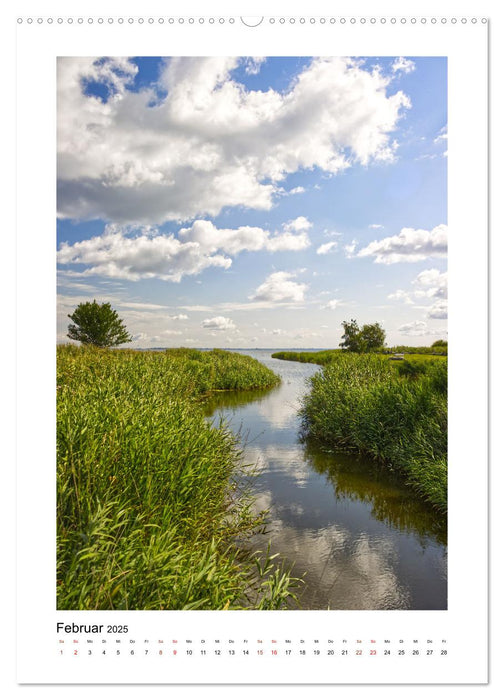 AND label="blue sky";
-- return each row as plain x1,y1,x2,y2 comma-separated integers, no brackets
57,56,447,348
